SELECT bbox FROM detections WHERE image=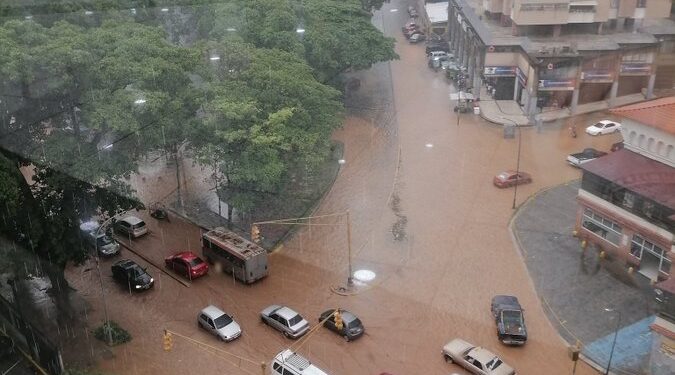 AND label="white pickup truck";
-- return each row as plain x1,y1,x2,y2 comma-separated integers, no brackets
566,148,607,167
